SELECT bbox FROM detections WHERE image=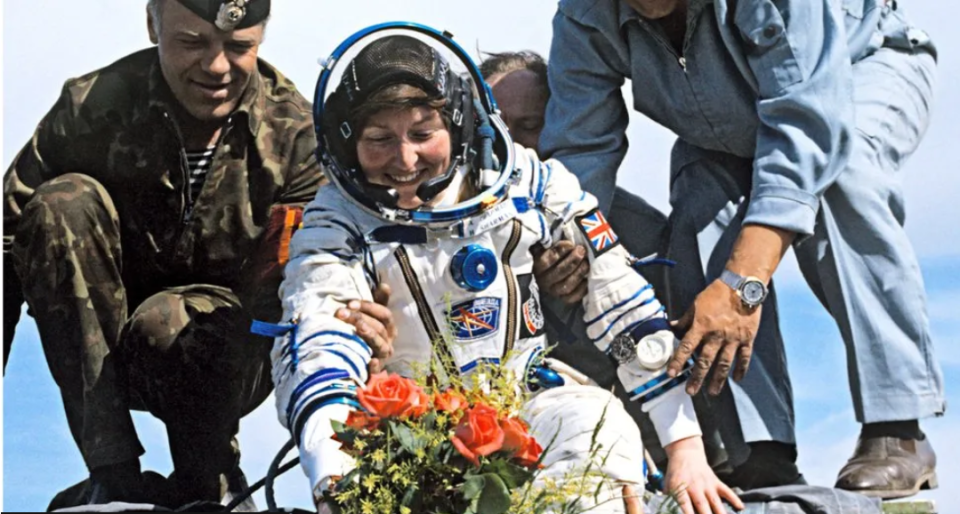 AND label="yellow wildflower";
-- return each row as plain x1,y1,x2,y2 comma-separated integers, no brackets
362,473,380,492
